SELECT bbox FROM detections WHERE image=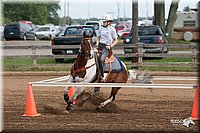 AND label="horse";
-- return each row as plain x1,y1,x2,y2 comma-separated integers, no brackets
63,30,129,113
